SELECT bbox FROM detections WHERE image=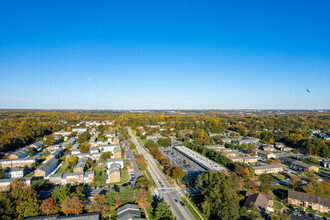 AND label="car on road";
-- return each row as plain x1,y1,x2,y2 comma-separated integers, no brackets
174,199,178,202
180,201,185,206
